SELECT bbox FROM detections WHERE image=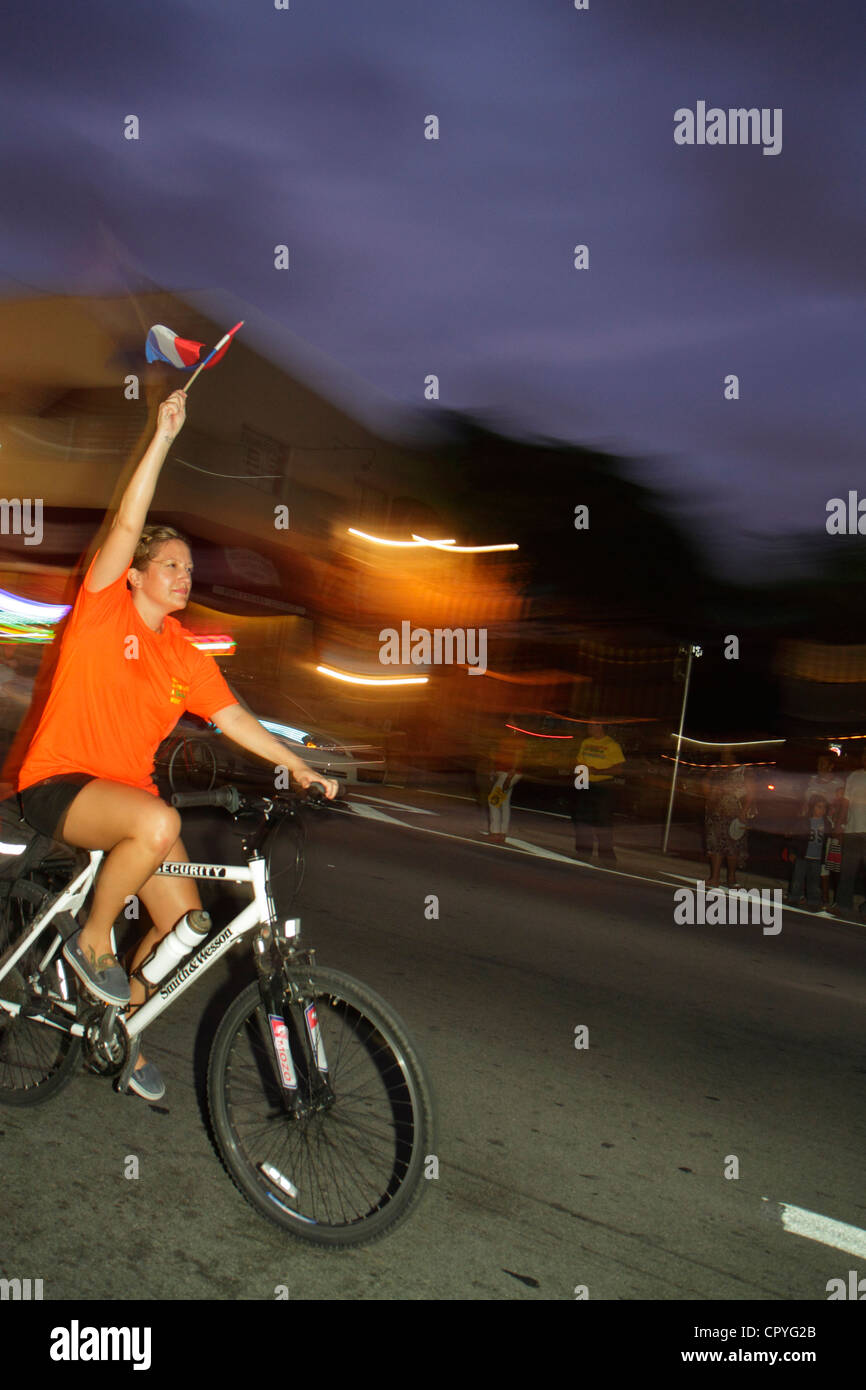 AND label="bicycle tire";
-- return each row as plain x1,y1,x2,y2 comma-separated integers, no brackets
168,737,218,794
0,878,82,1106
207,967,435,1247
